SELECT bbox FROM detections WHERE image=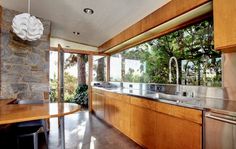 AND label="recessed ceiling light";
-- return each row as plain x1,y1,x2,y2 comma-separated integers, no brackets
83,8,94,15
73,32,80,36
